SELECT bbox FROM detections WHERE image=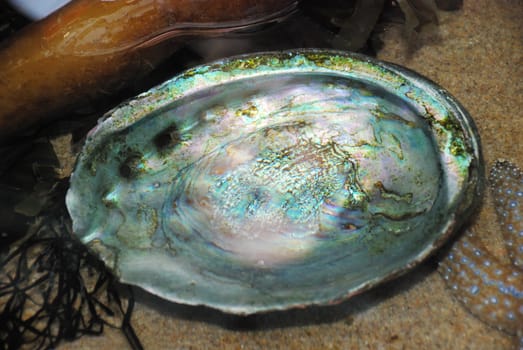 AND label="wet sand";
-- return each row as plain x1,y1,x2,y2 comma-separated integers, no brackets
59,1,522,349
